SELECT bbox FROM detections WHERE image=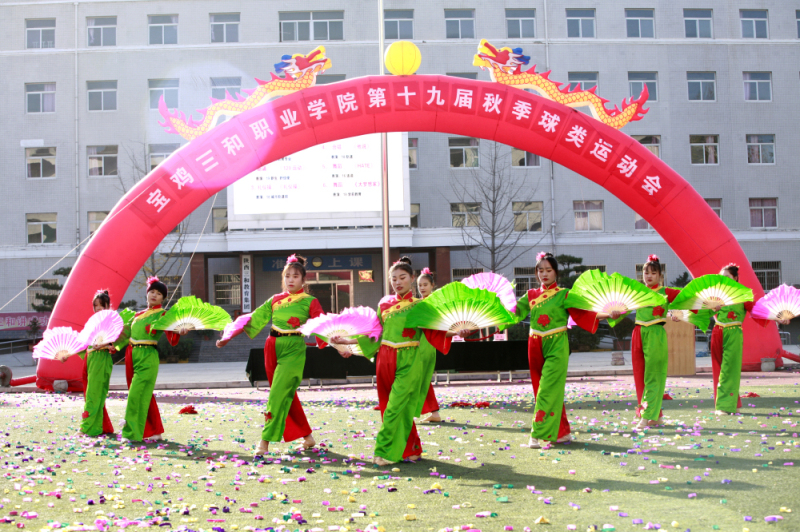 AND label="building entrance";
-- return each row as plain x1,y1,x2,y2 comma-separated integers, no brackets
306,271,353,314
